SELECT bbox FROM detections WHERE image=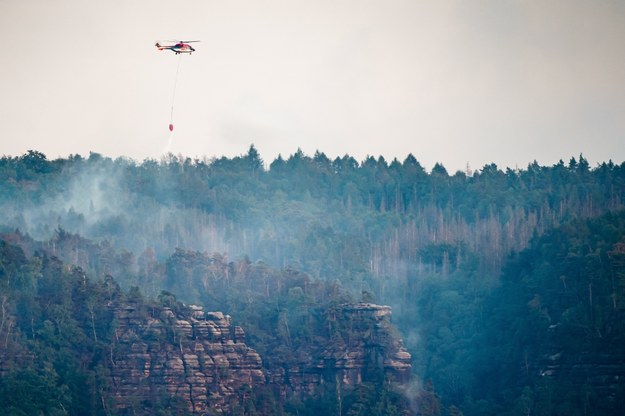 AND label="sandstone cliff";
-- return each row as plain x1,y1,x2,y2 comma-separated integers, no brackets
110,302,264,414
109,301,411,414
266,302,411,400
